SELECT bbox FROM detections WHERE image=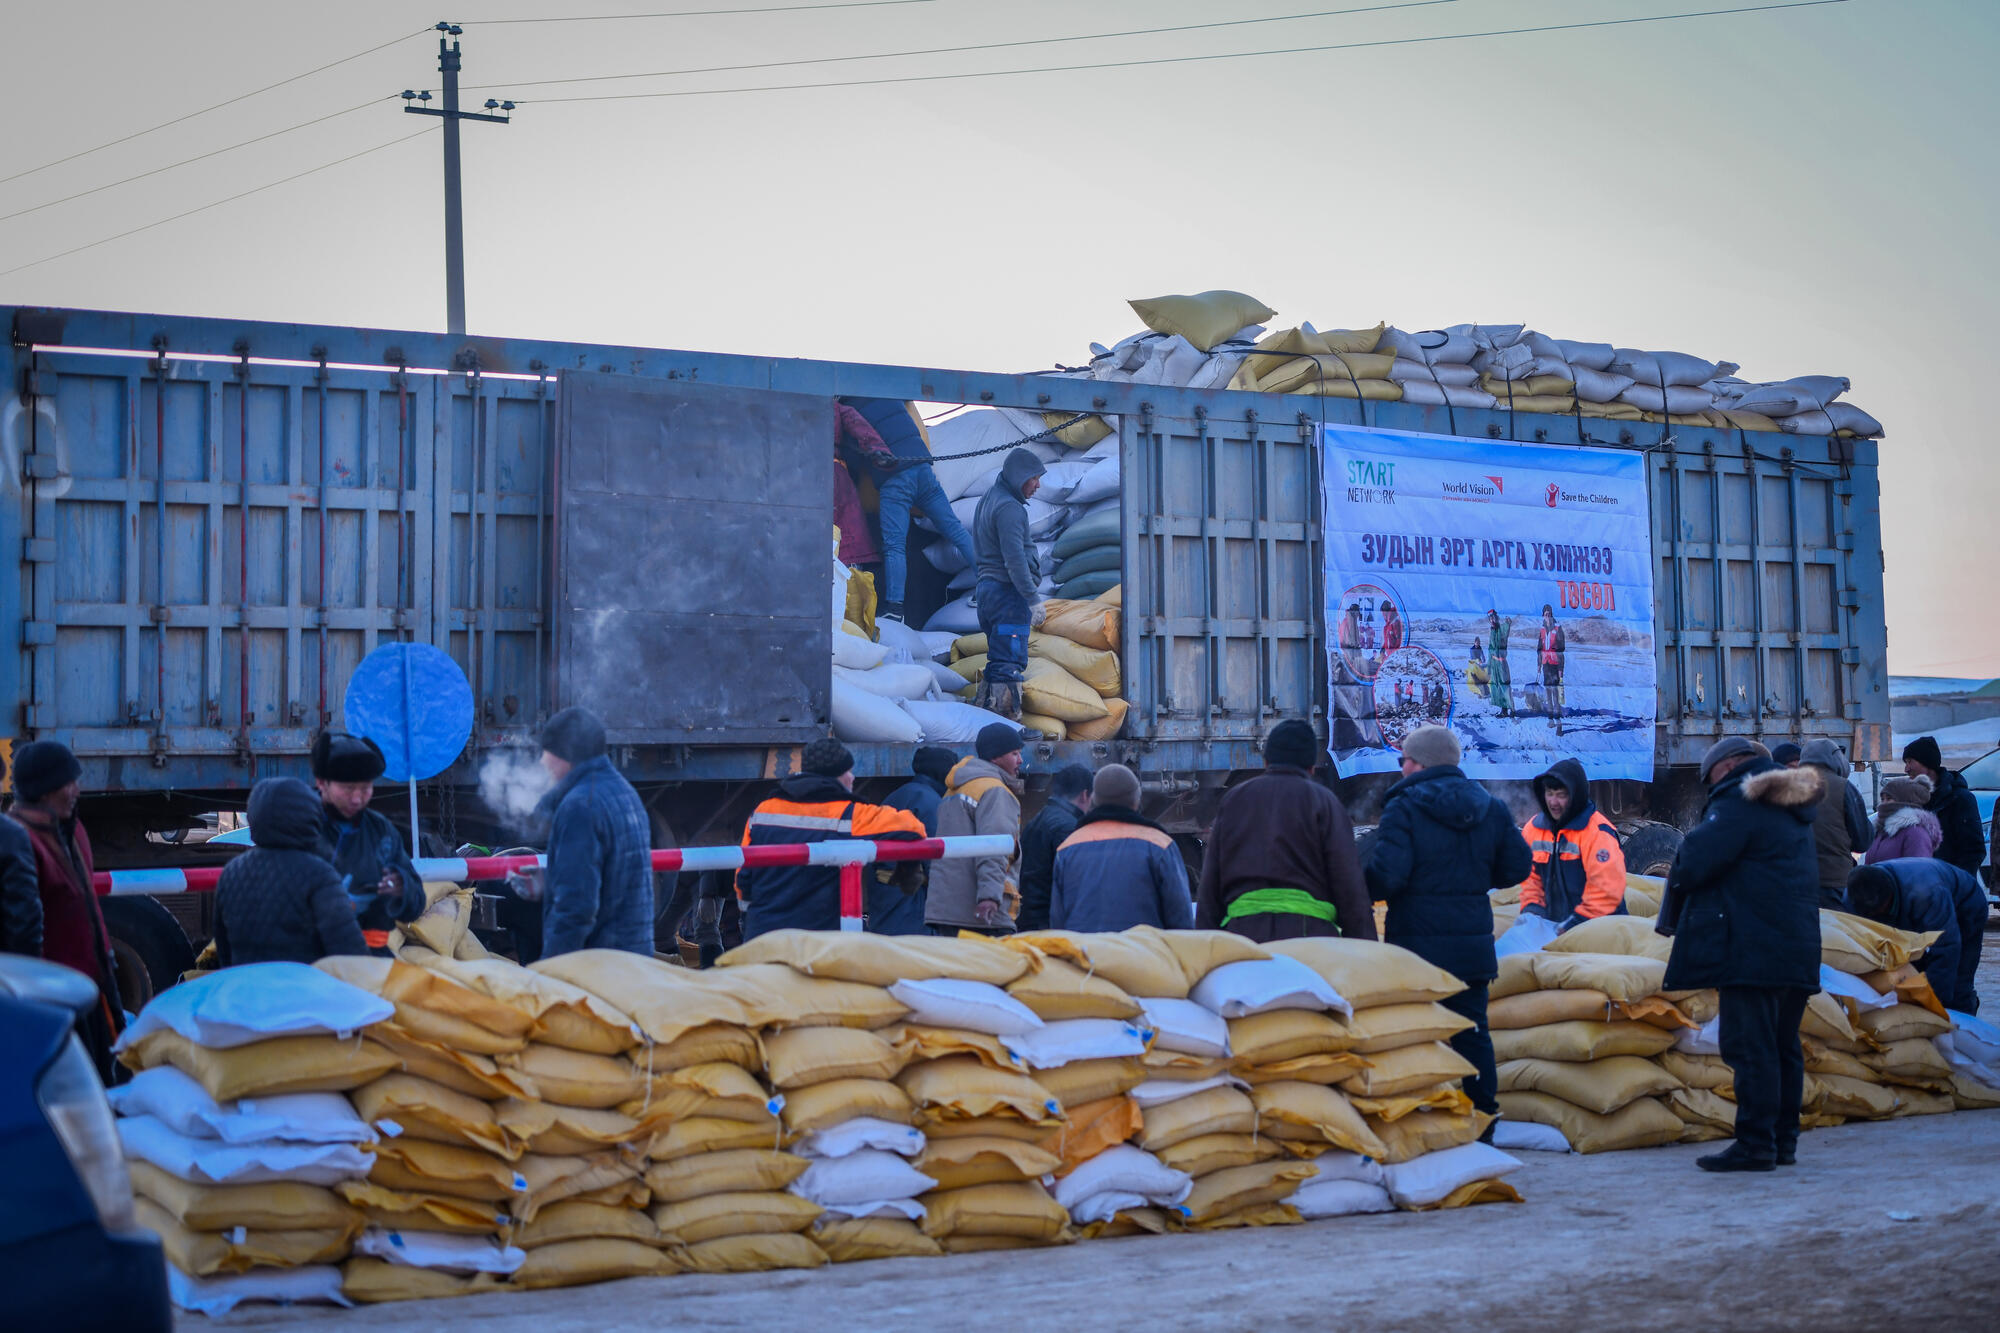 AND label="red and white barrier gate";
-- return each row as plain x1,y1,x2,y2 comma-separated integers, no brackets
93,834,1013,932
